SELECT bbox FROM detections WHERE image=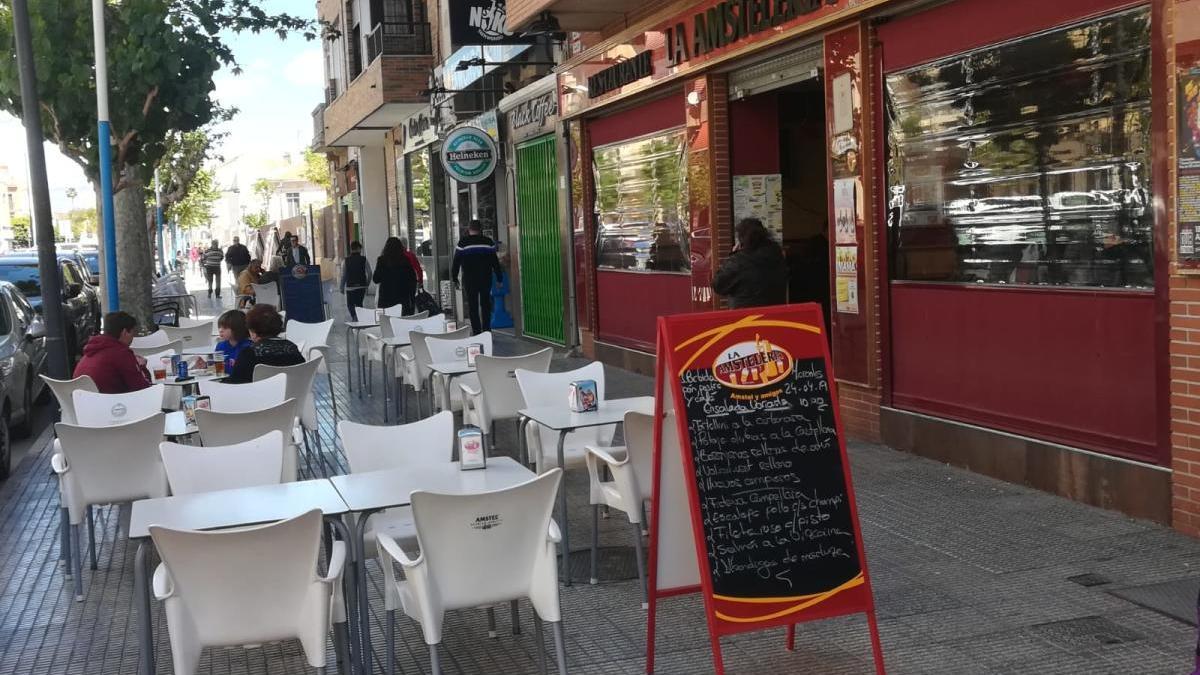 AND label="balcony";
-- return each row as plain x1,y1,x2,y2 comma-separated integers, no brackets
366,21,432,62
311,104,326,151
